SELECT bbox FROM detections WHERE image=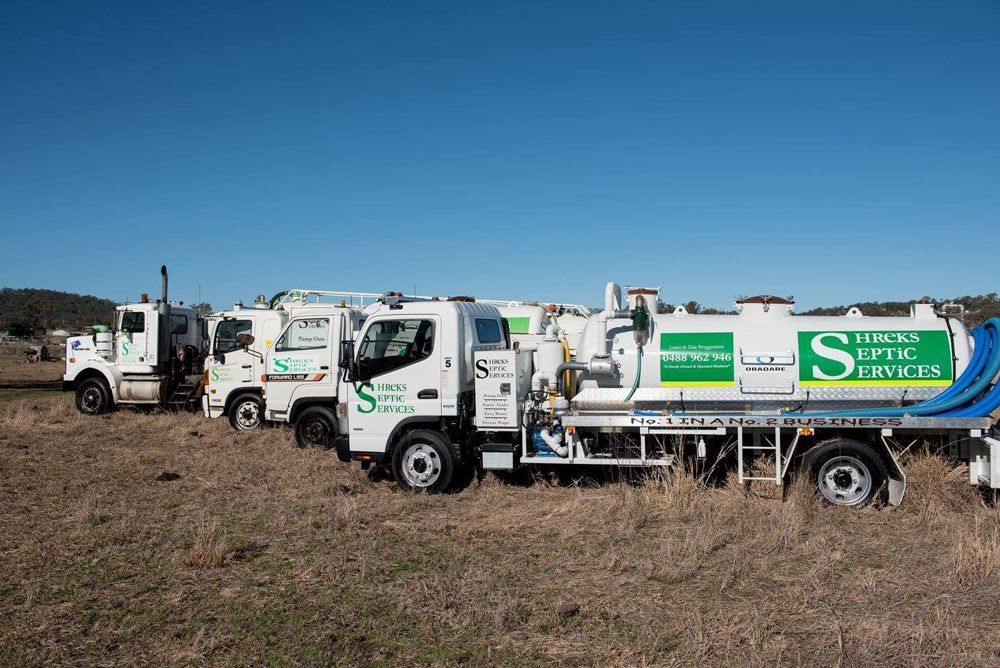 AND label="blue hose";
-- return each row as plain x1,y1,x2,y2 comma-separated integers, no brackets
921,326,988,407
